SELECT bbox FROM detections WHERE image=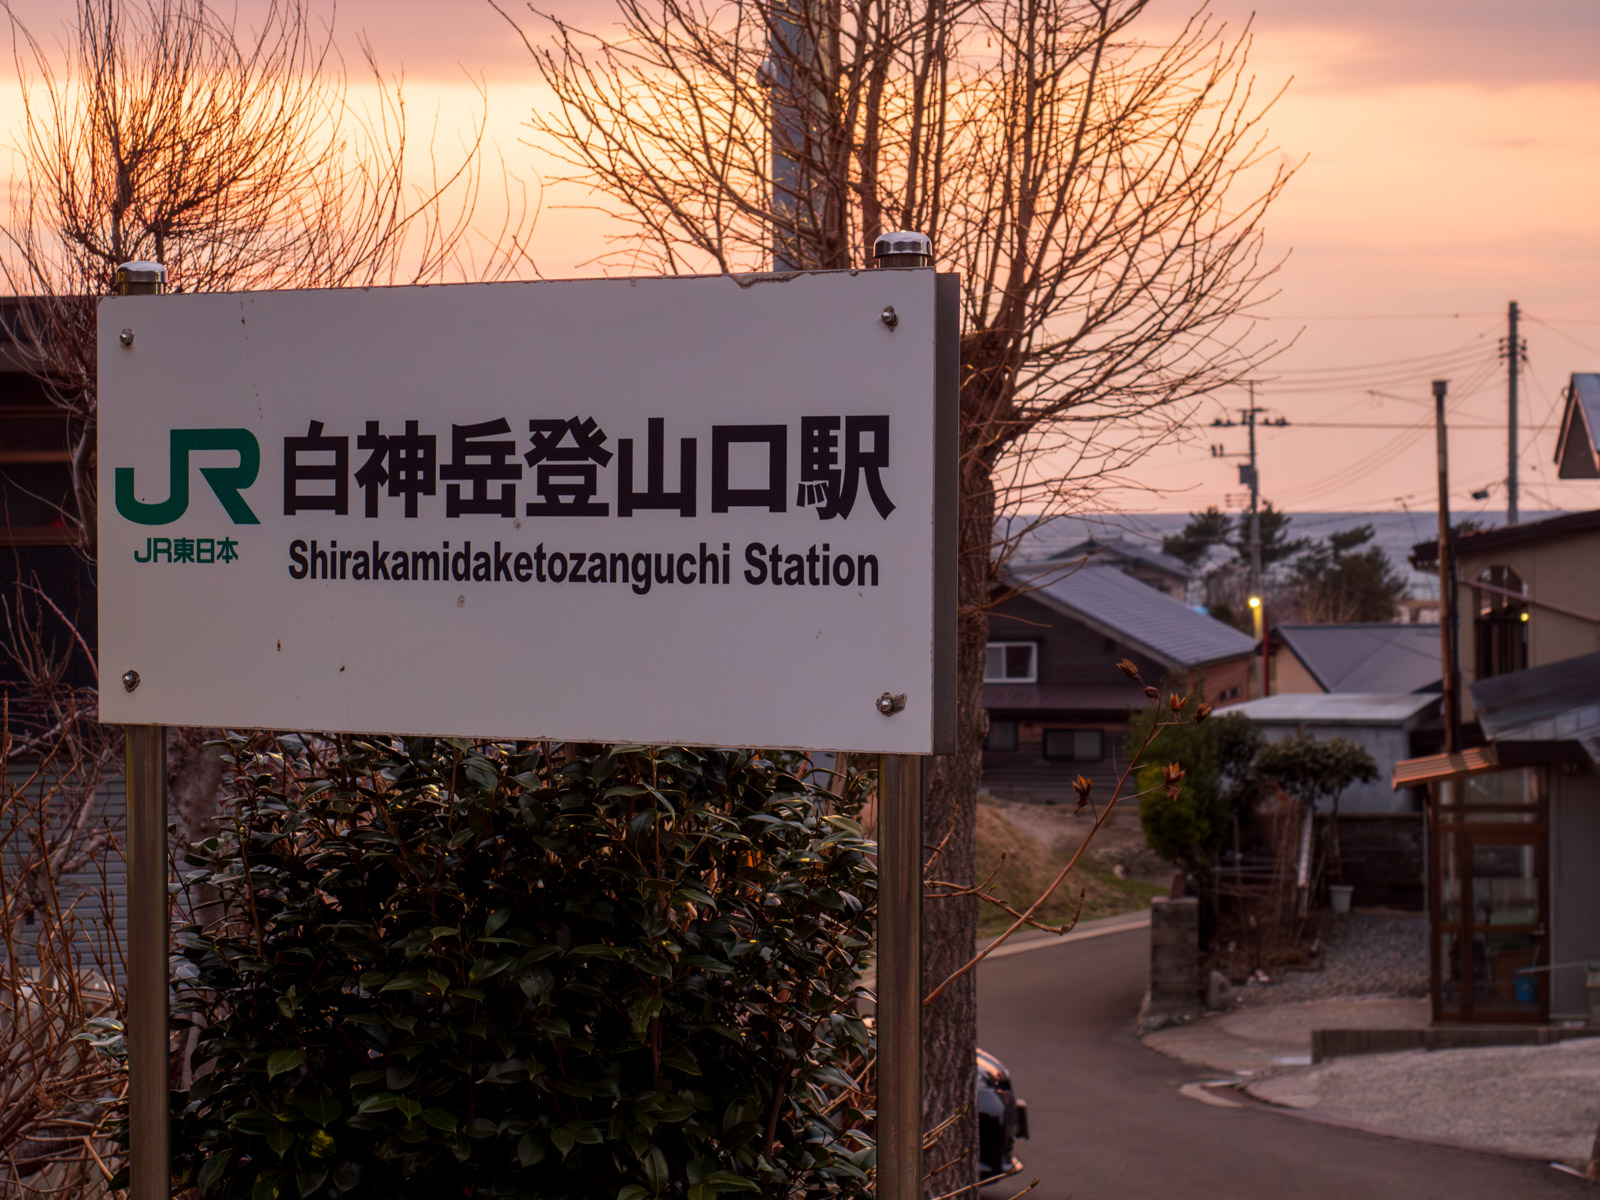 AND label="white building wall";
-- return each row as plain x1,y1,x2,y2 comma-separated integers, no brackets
2,765,127,981
1251,721,1421,815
